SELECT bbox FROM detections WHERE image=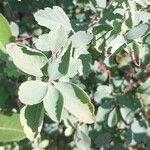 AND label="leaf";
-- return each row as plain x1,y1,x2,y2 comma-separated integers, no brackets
128,41,142,66
20,103,44,141
78,52,92,76
96,0,106,8
116,95,141,111
10,22,19,37
65,57,82,78
95,132,111,147
43,84,64,122
94,85,113,104
138,77,150,105
0,13,12,47
135,0,147,7
34,6,72,31
70,31,93,49
74,129,91,150
131,119,147,134
126,24,149,40
34,34,50,52
54,82,95,124
107,35,125,54
96,99,113,122
145,0,150,5
139,93,150,105
133,11,150,26
138,77,150,94
18,80,48,105
107,108,118,127
34,26,67,52
0,114,25,142
6,43,48,77
48,43,71,81
120,107,134,124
